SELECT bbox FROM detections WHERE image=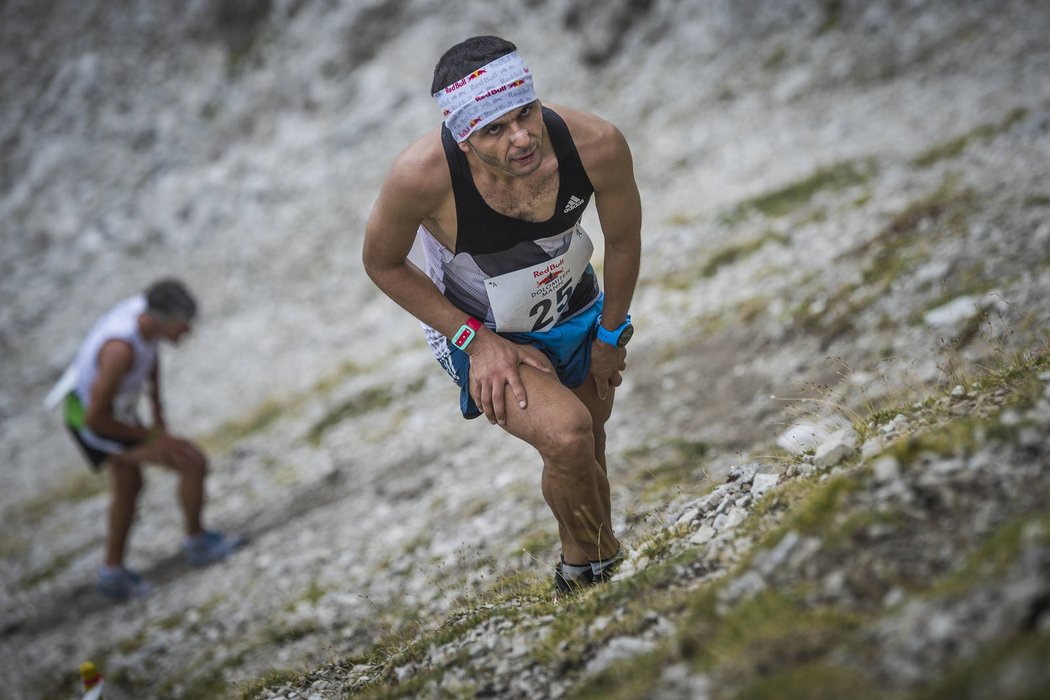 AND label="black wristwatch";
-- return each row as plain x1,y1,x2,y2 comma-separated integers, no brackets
595,314,633,348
